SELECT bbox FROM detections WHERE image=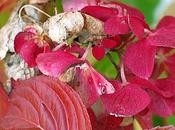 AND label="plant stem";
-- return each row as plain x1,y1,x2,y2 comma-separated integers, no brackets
55,0,63,13
106,53,118,69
